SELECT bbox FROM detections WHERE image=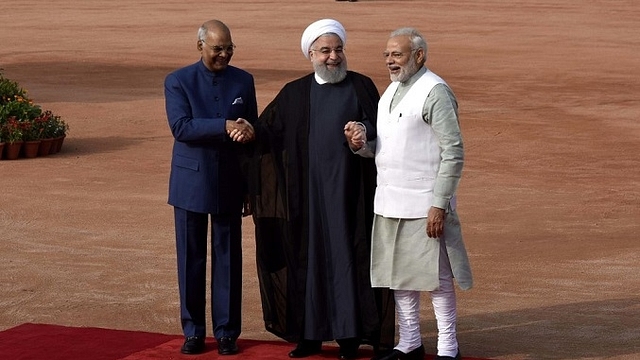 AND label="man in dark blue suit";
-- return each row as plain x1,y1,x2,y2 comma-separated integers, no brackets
164,19,257,356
